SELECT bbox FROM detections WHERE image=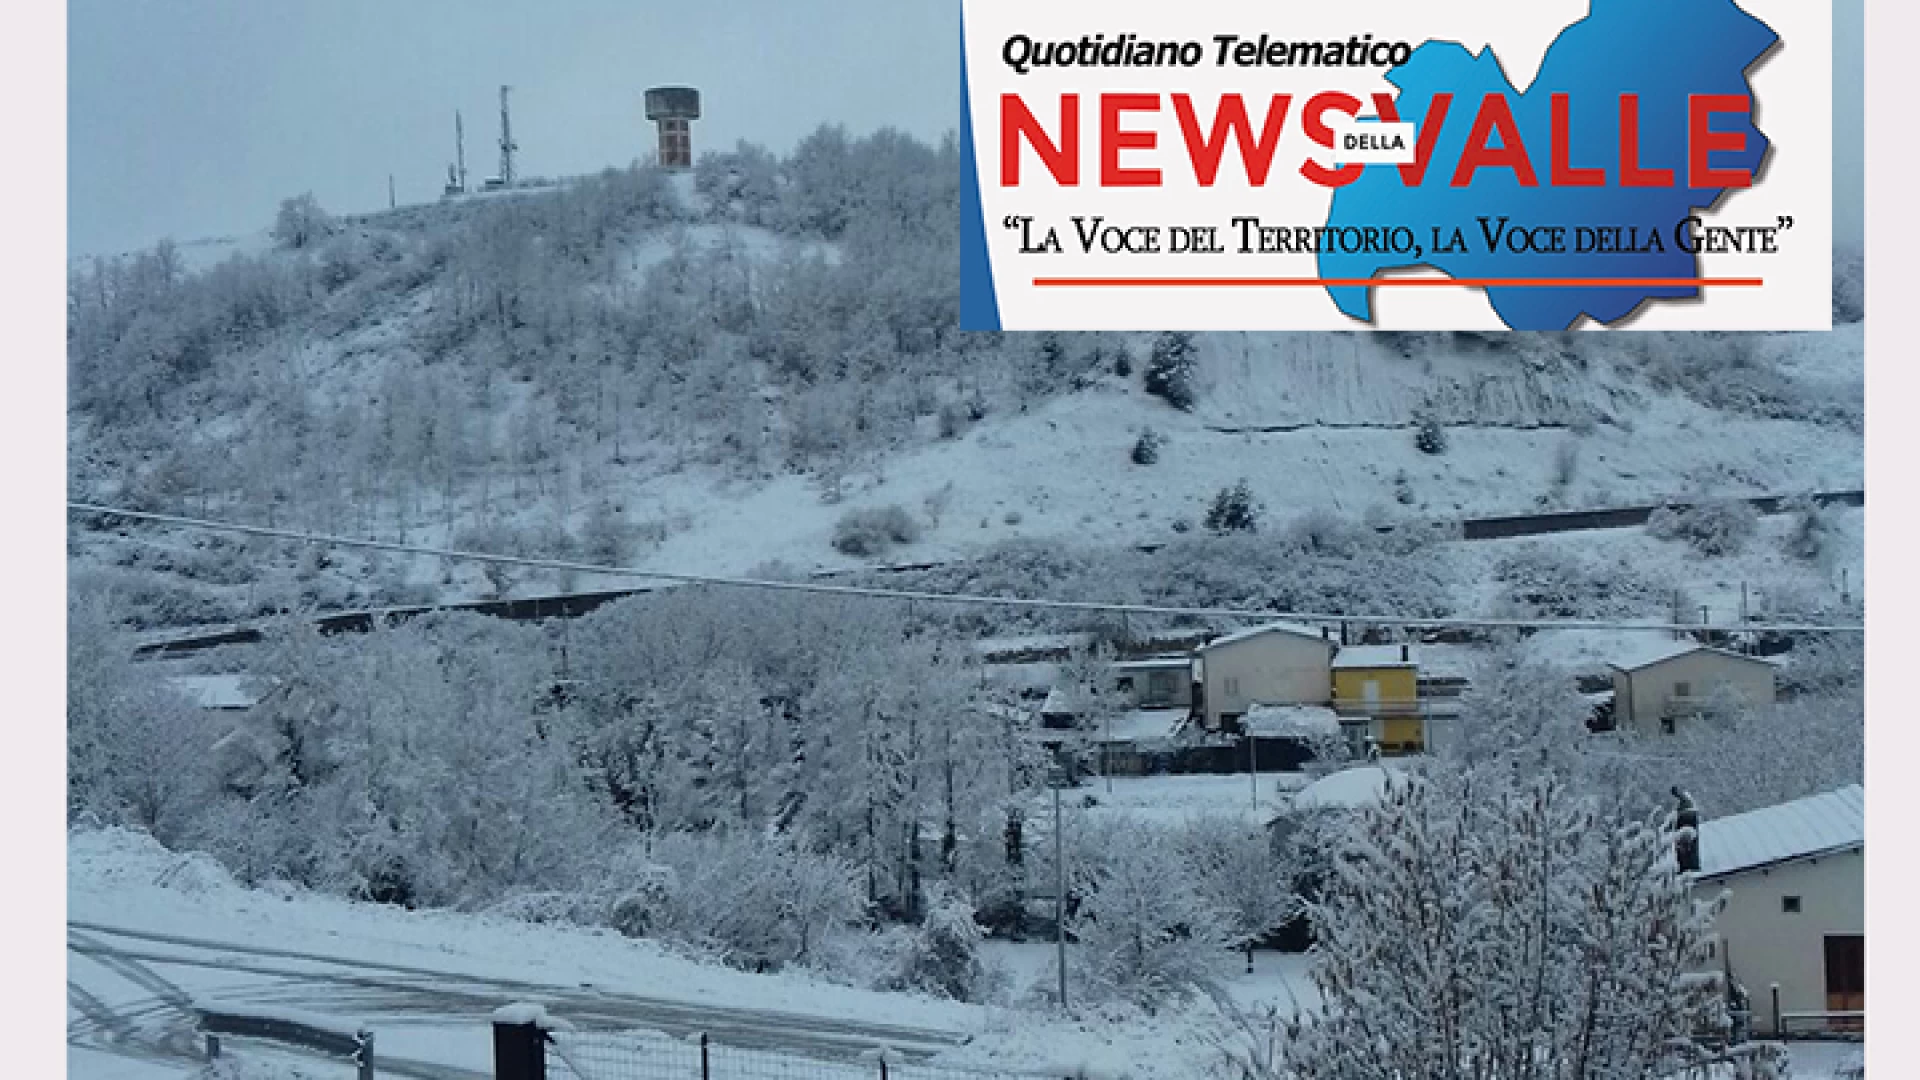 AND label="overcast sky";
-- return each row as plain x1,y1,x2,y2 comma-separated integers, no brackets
69,1,1861,257
67,0,960,256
